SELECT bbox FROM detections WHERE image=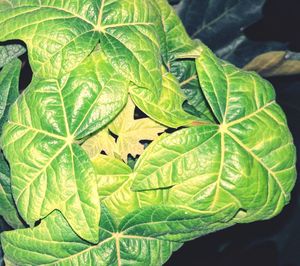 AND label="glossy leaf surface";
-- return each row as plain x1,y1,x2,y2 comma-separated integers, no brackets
1,209,181,266
0,0,161,92
132,43,296,223
93,155,167,223
1,52,129,243
130,68,201,128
